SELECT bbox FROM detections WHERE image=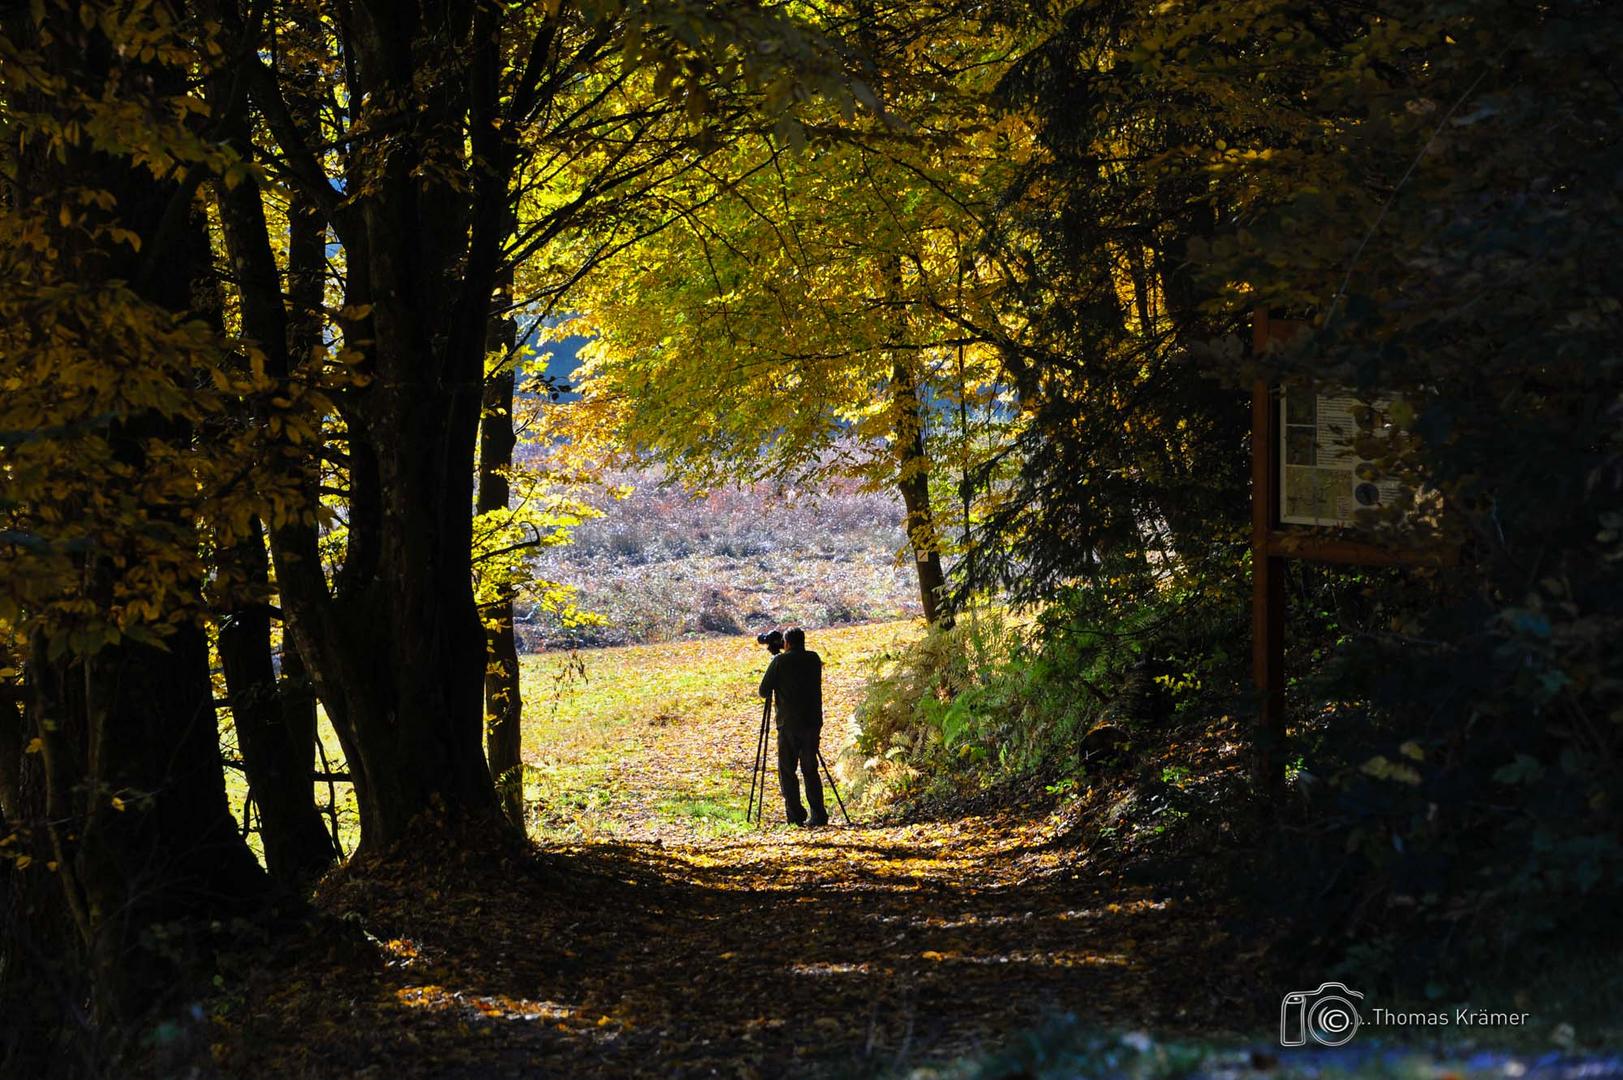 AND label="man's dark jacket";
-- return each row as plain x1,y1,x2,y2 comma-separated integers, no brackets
759,649,823,731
